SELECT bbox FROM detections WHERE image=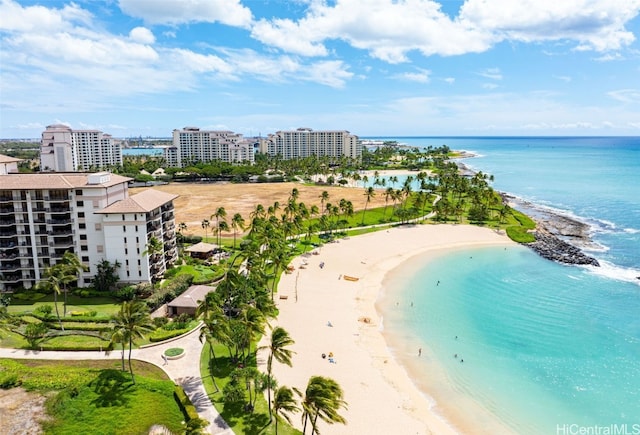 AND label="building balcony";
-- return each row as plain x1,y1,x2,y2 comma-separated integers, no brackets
47,219,72,225
0,220,17,227
0,208,15,215
0,232,17,238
